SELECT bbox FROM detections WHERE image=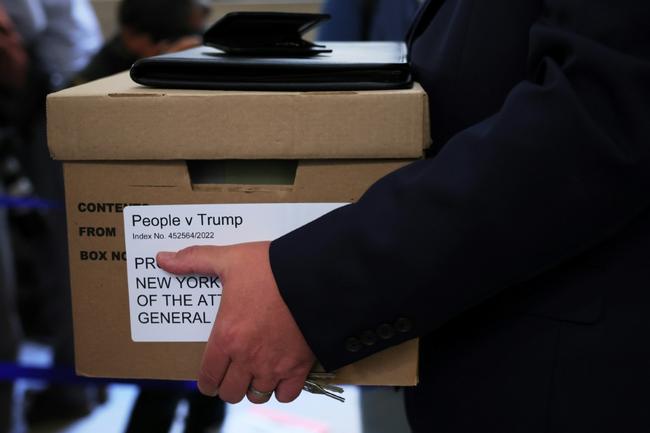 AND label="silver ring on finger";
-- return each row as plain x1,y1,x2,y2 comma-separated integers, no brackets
248,385,273,400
